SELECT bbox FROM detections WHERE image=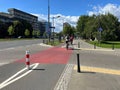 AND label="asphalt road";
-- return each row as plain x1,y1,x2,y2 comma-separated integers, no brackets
1,39,120,90
0,39,45,64
0,63,66,90
0,39,43,49
0,39,72,90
